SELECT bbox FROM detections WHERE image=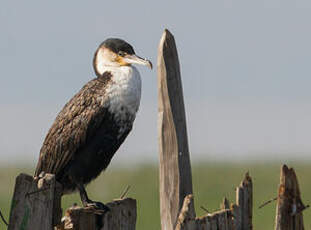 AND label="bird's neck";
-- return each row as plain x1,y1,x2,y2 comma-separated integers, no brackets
103,65,142,119
99,65,129,73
